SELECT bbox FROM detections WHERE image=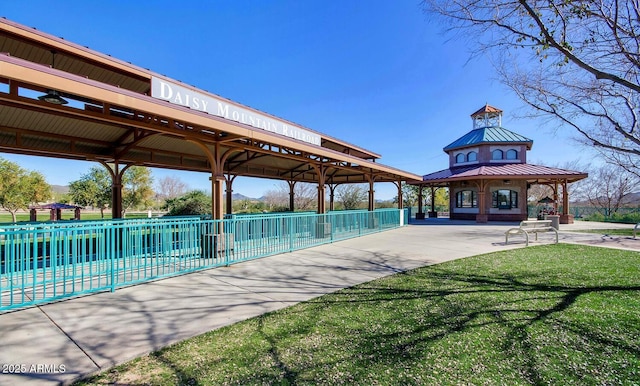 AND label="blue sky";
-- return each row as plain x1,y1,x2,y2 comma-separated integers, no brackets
1,1,587,200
